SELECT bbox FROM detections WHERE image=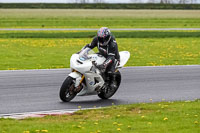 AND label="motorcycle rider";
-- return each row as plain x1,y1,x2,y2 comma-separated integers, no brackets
83,27,120,89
